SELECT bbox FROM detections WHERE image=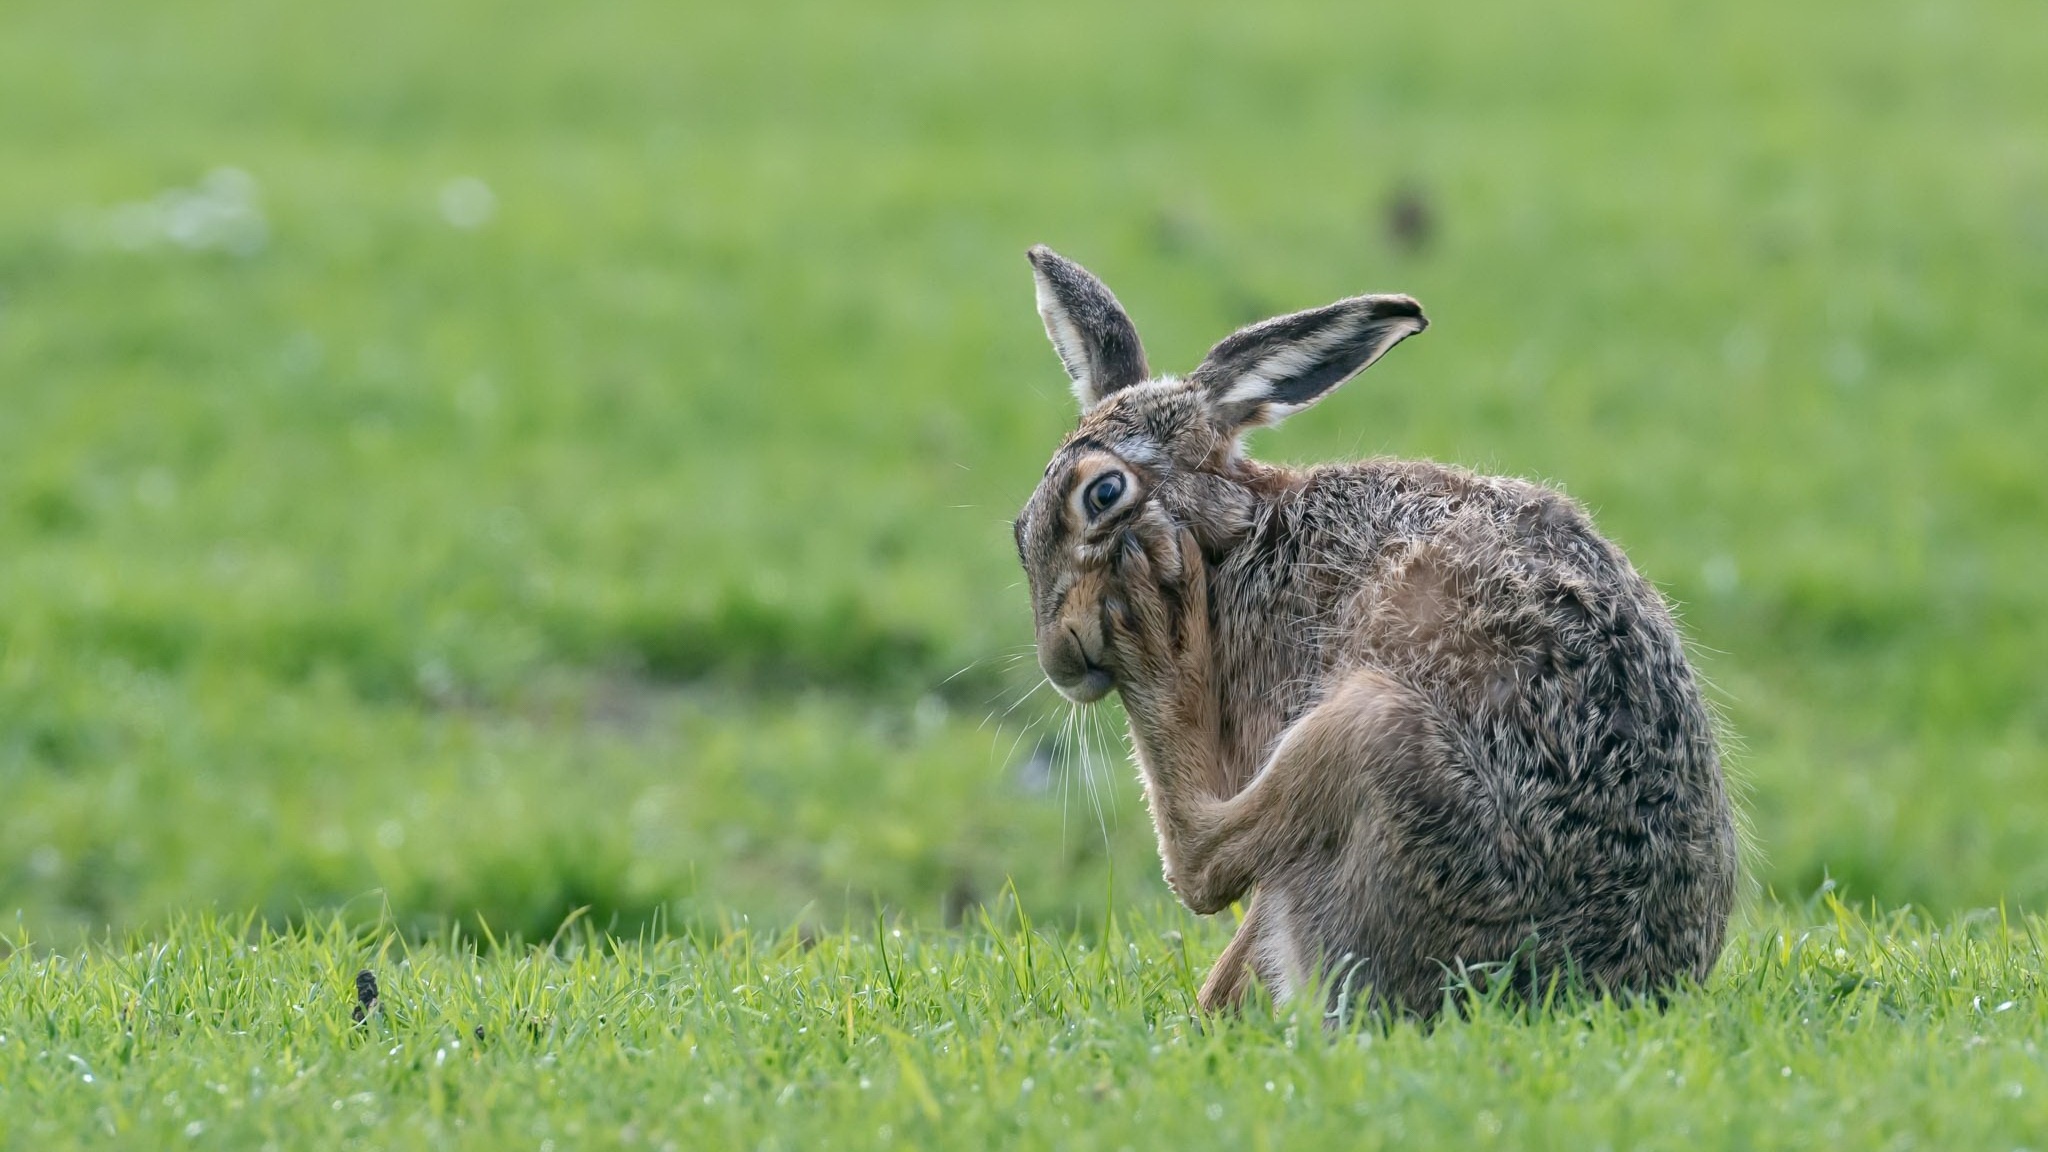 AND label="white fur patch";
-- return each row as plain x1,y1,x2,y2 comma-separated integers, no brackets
1219,337,1330,408
1219,318,1354,410
1034,273,1098,408
1254,889,1305,1004
1111,436,1167,469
